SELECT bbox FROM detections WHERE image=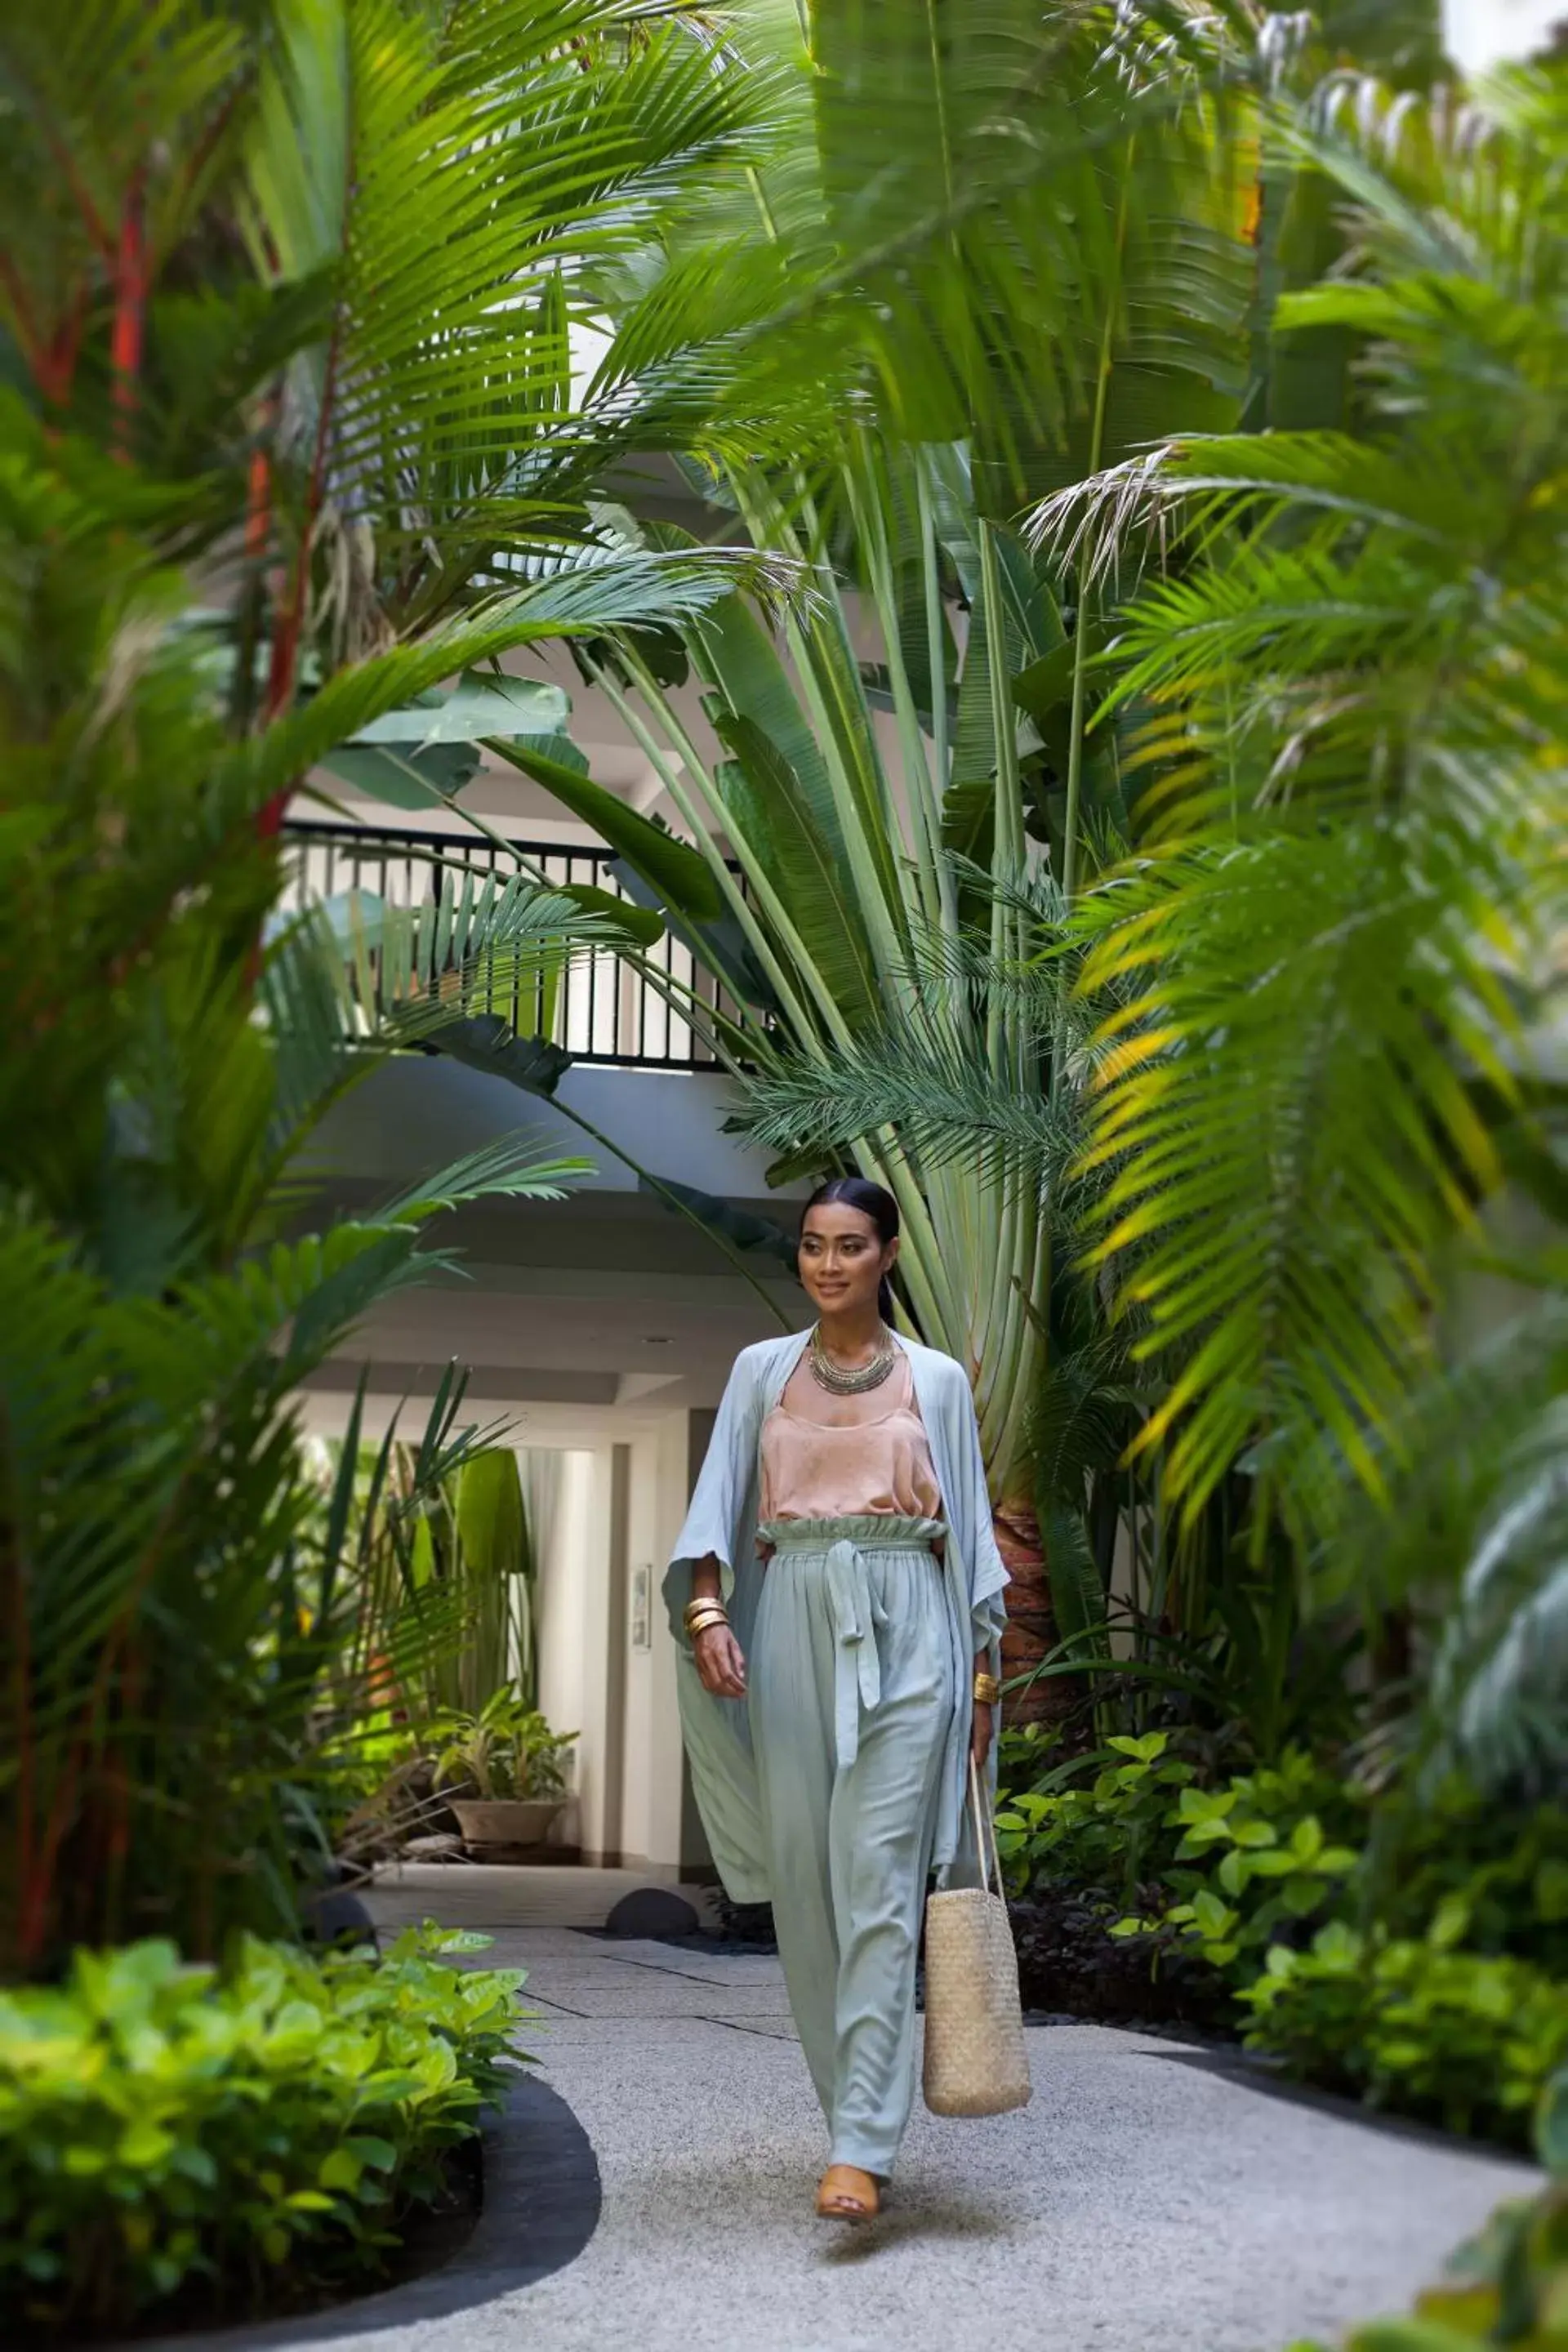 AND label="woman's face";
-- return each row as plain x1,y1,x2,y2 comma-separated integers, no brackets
797,1203,898,1319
